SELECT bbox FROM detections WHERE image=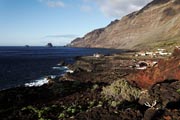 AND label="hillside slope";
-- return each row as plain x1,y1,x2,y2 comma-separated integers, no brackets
70,0,180,50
